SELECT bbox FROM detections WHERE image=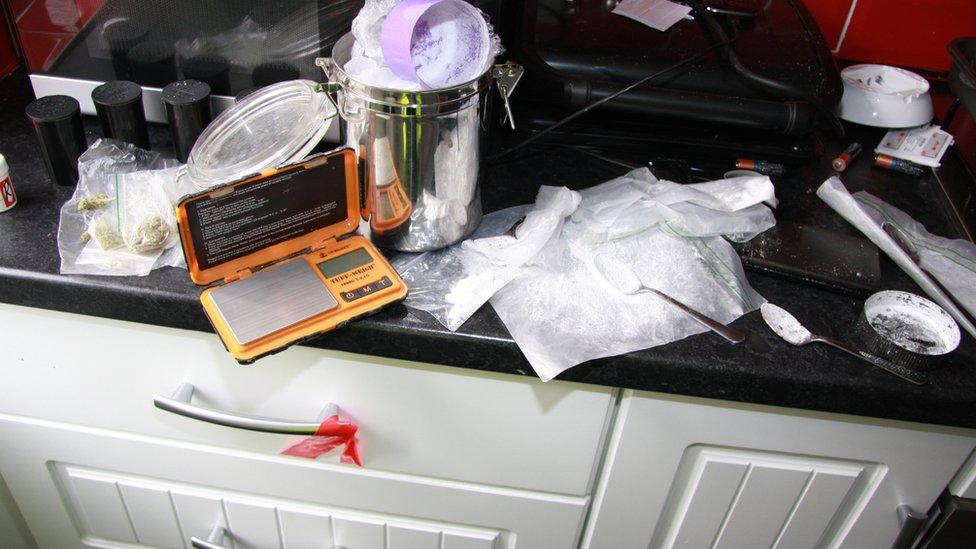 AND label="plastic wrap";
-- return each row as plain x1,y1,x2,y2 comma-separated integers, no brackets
393,186,578,331
58,140,193,277
392,205,529,331
573,168,776,243
352,0,400,61
347,0,407,89
118,169,180,253
817,177,976,337
396,167,774,380
490,223,763,381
